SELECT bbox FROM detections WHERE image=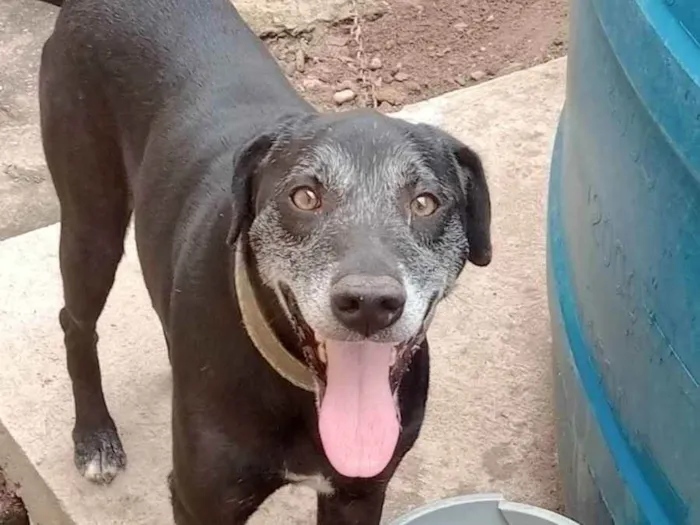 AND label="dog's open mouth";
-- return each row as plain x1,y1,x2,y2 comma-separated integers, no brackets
281,286,433,479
